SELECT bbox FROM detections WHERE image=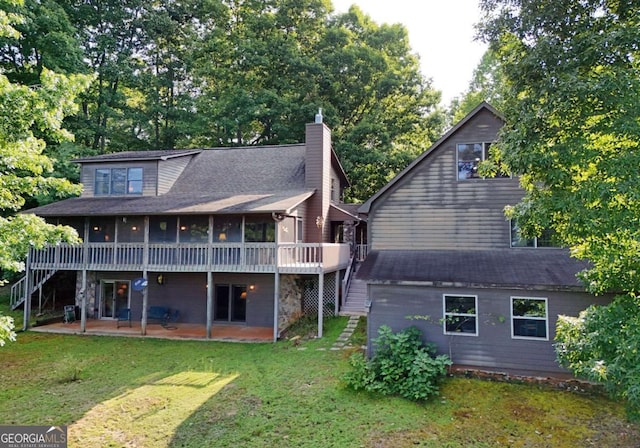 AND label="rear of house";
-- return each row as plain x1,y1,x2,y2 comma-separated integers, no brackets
16,119,359,340
358,102,611,375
